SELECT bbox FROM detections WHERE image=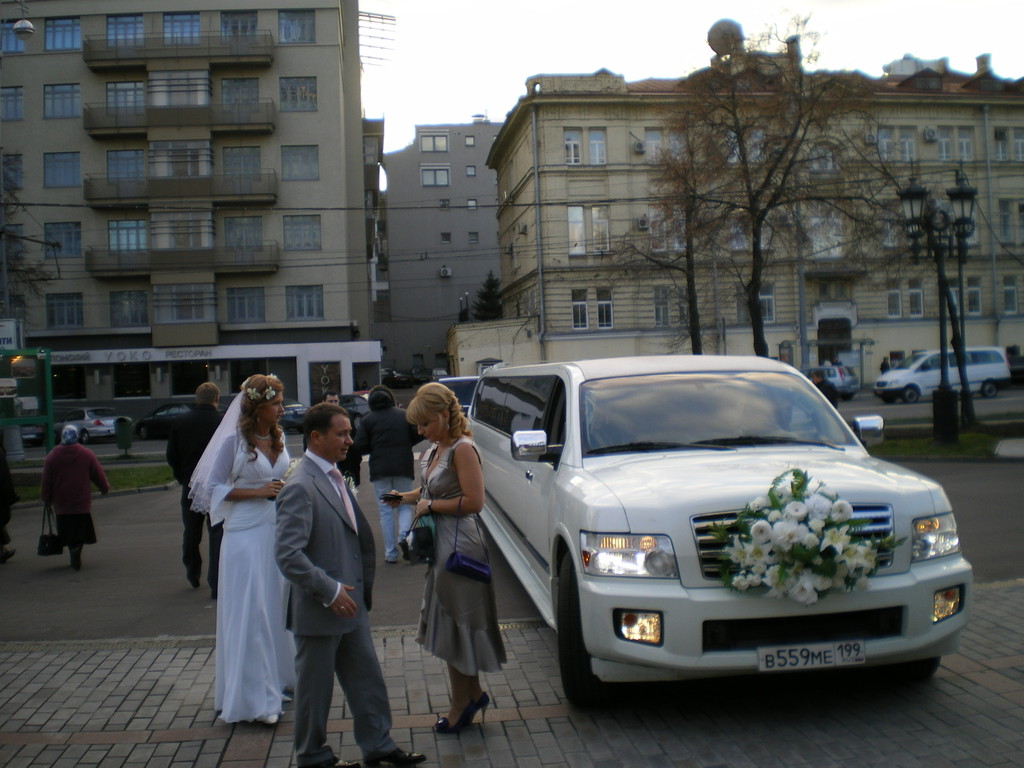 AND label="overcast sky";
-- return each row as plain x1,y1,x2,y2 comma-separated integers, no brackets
360,0,1024,153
